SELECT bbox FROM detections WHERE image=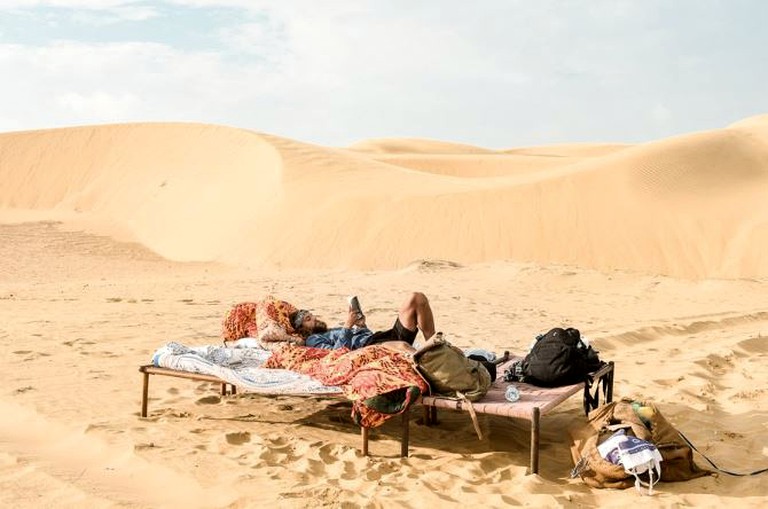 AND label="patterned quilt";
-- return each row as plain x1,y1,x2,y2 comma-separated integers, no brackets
264,344,429,428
